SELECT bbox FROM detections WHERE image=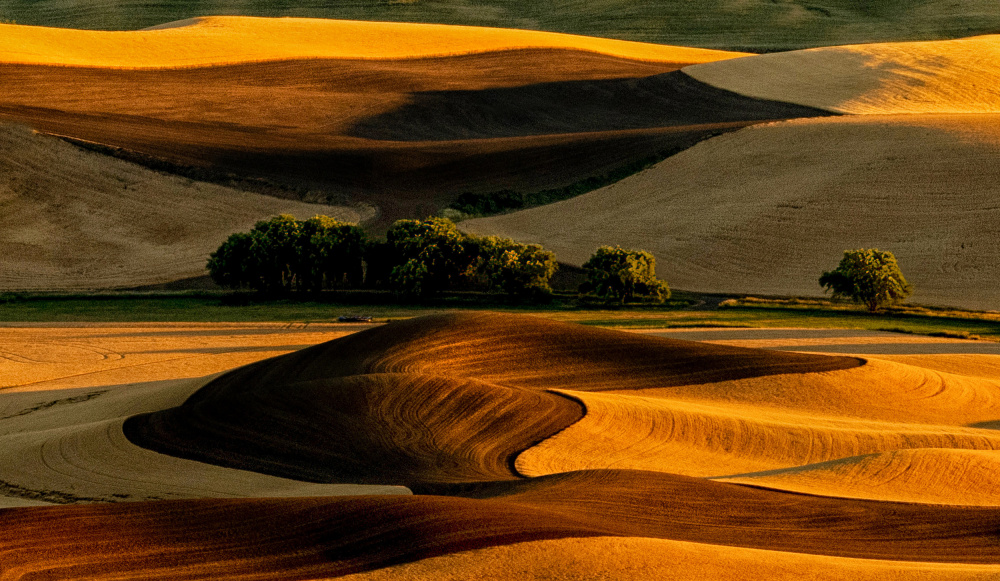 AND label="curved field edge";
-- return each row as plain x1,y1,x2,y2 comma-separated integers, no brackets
5,0,1000,51
5,470,1000,579
683,35,1000,114
459,114,1000,310
713,448,1000,506
121,313,859,484
0,16,748,68
123,372,587,485
515,386,1000,480
0,374,410,502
